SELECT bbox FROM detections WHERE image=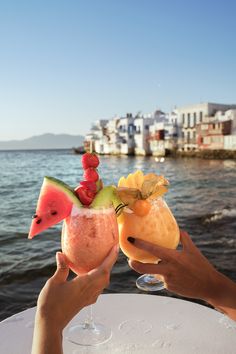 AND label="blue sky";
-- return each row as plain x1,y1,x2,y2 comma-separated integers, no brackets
0,0,235,140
